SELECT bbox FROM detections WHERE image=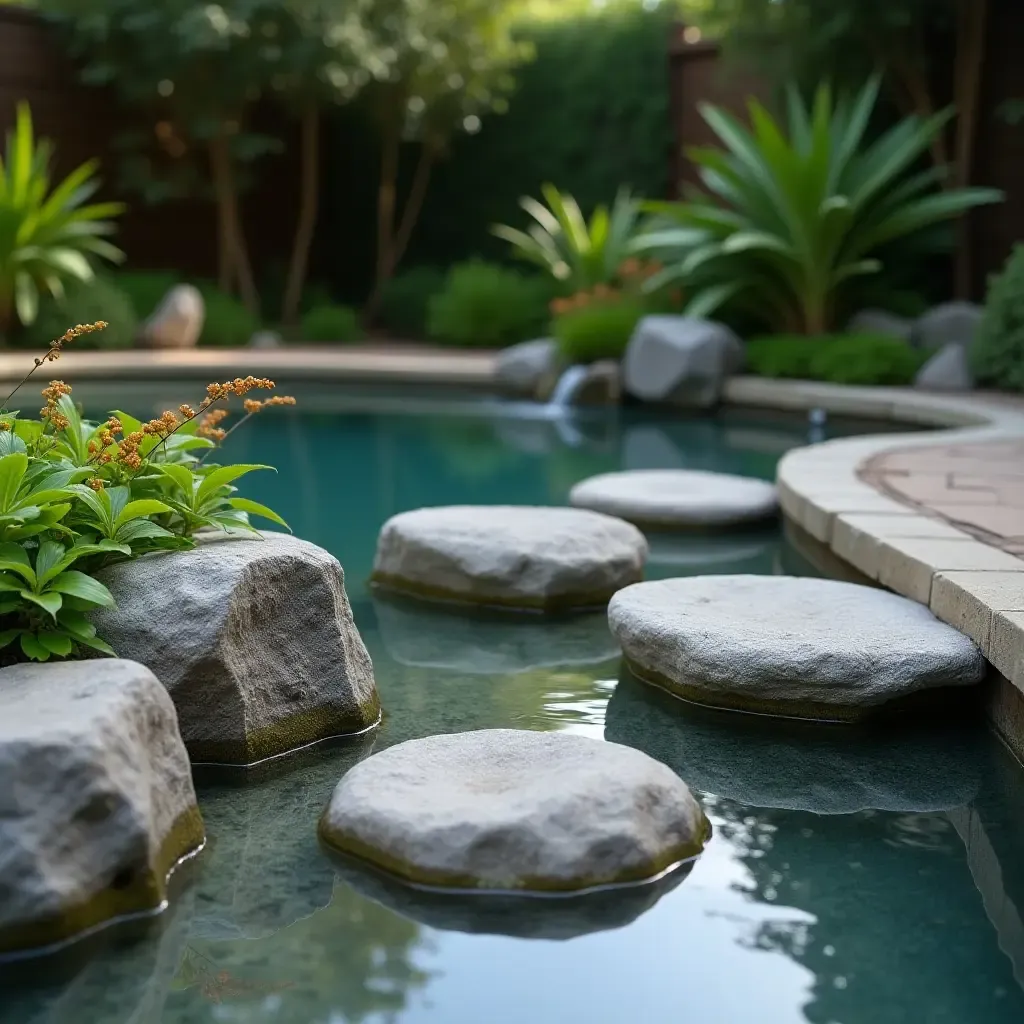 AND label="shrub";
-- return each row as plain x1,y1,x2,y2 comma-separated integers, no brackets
747,333,928,385
300,304,362,344
195,282,260,347
379,267,446,338
973,244,1024,392
115,270,180,320
427,261,550,347
553,295,646,364
19,276,137,350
